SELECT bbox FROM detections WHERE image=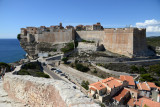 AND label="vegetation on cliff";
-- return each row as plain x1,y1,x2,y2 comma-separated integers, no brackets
0,62,11,72
147,36,160,47
61,41,78,53
81,39,95,43
17,62,50,78
17,34,21,40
